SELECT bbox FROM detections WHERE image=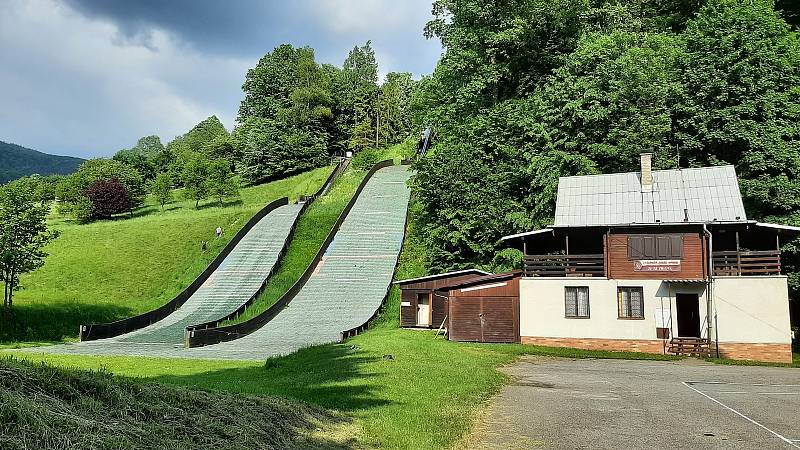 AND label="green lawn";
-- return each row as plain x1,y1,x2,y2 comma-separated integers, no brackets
0,167,333,343
4,328,682,449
